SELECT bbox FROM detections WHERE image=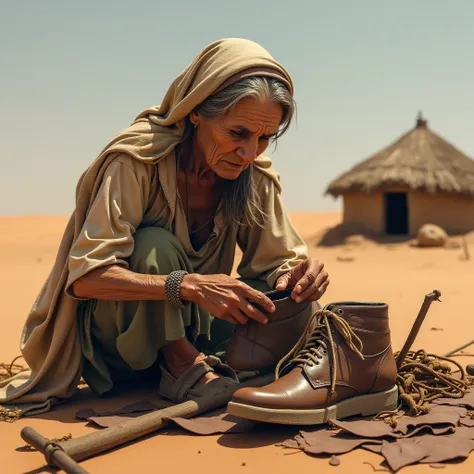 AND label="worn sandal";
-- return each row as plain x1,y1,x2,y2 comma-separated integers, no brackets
158,355,239,403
